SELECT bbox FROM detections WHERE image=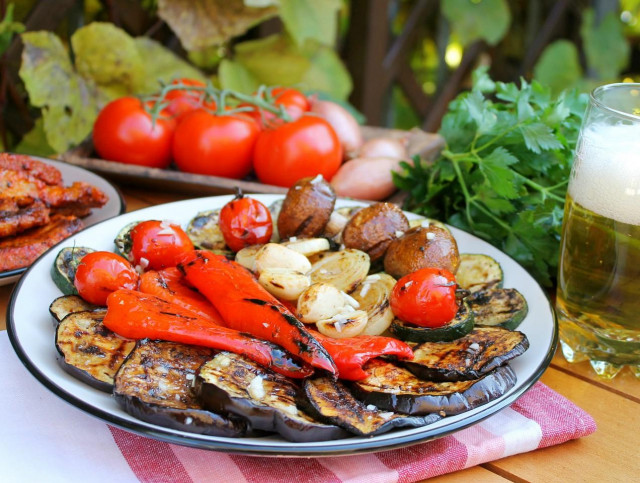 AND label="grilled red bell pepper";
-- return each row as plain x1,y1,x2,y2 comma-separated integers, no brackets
179,250,337,375
310,329,414,380
103,289,313,378
138,267,223,323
